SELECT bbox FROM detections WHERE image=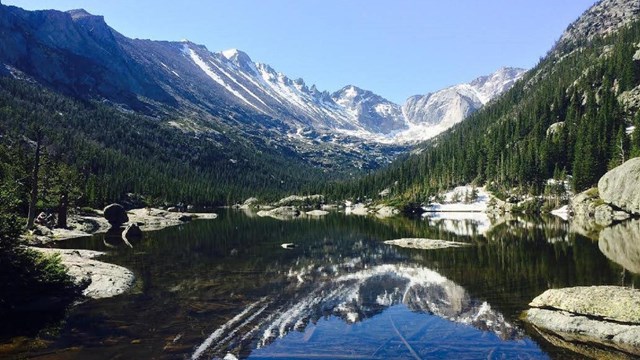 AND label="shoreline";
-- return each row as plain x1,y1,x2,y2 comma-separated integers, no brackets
27,207,218,300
